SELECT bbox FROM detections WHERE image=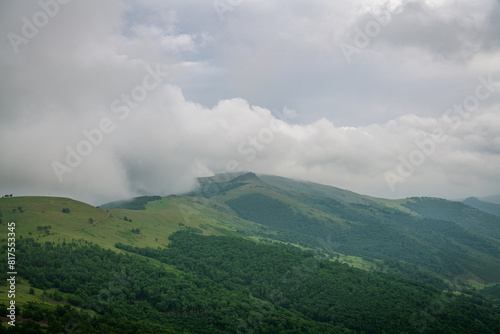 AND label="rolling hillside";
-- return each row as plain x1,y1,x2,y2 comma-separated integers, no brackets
99,172,500,287
185,173,500,286
463,197,500,217
1,173,500,332
0,195,264,251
